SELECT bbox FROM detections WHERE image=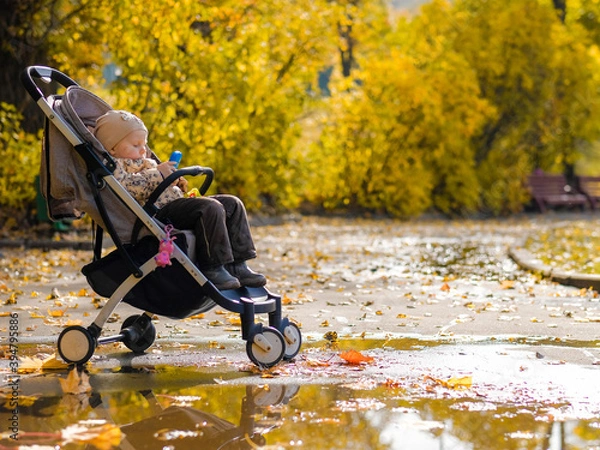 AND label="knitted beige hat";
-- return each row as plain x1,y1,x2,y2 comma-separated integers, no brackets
94,110,148,151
